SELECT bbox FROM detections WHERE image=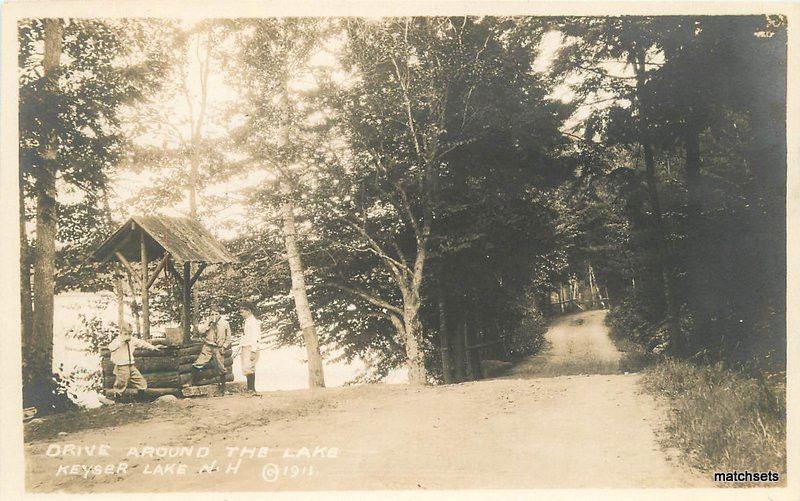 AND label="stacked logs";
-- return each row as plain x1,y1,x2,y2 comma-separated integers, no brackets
101,341,233,396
